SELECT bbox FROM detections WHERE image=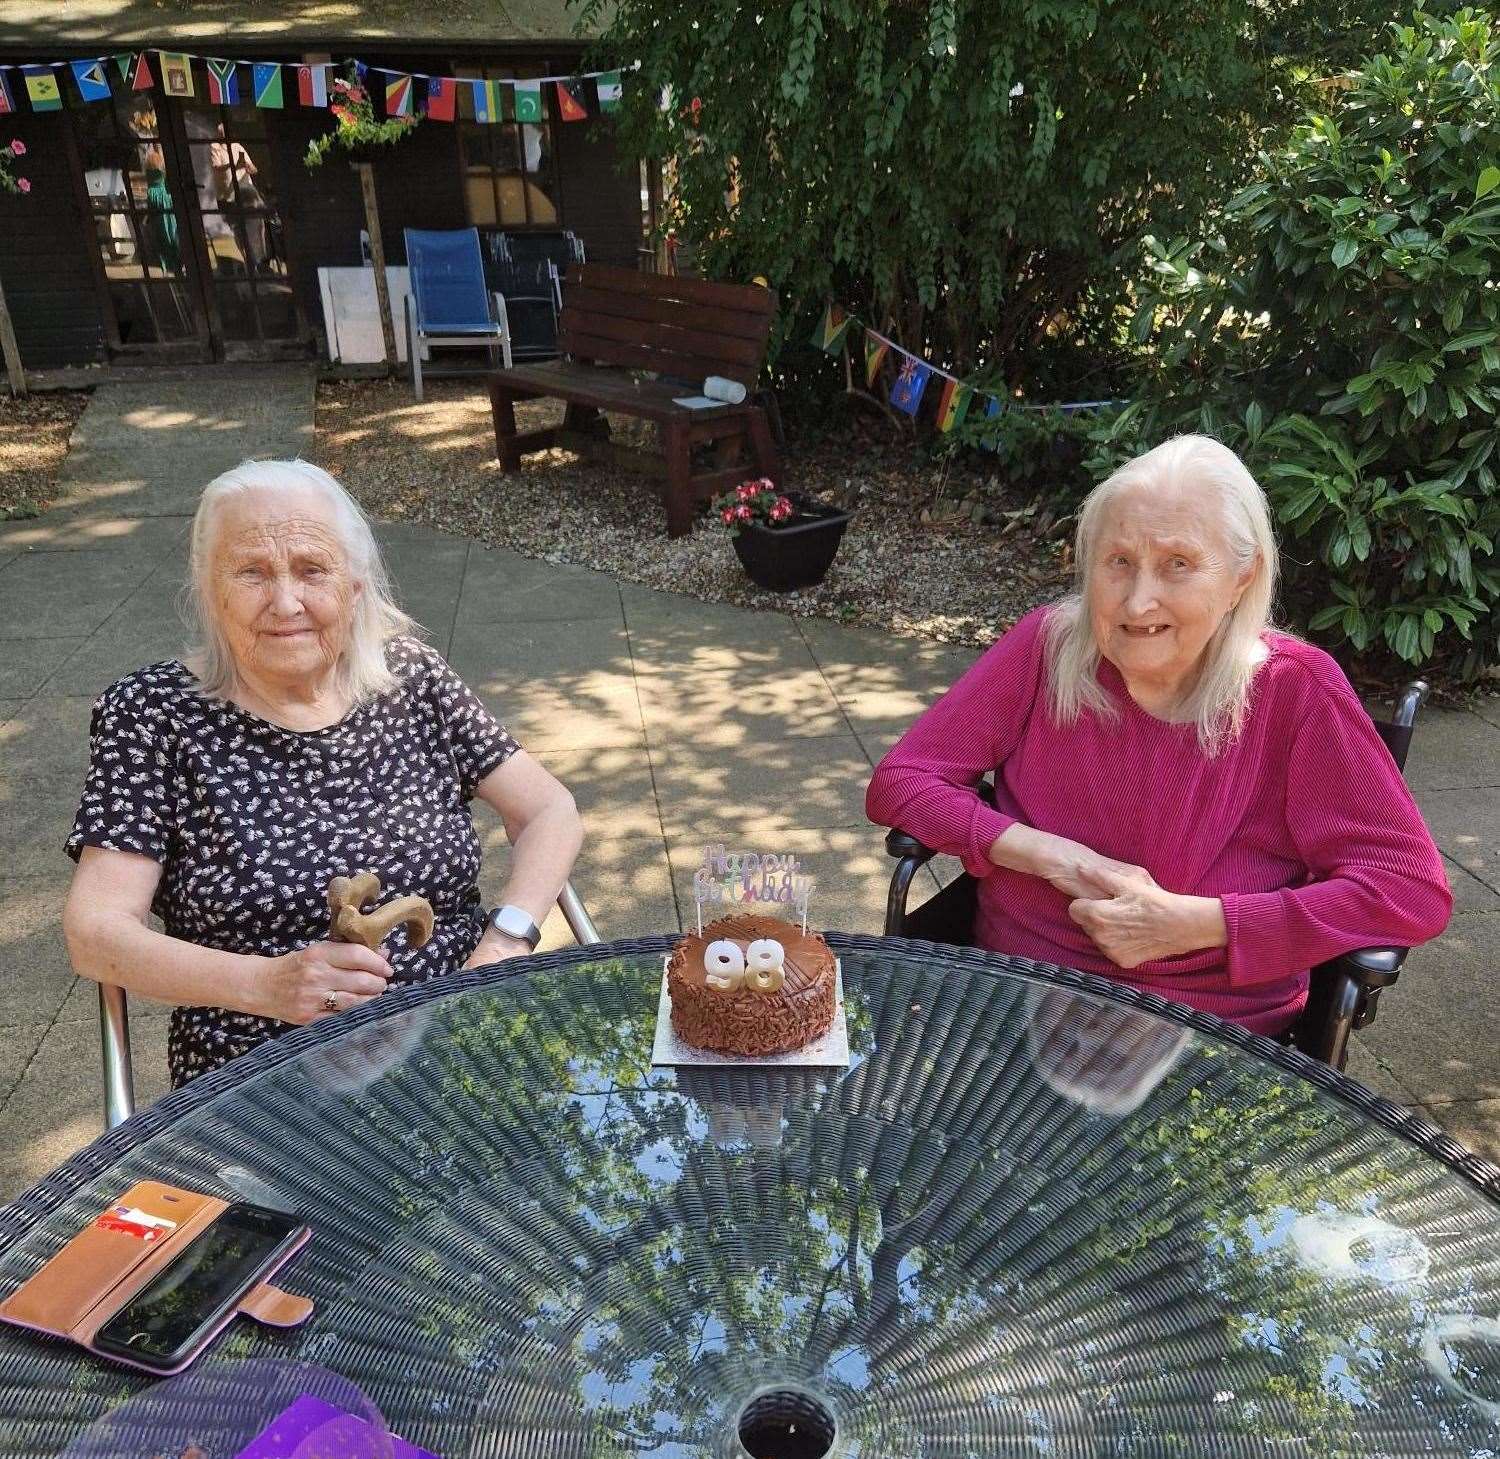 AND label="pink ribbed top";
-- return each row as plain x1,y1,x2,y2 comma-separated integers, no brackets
866,608,1452,1035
